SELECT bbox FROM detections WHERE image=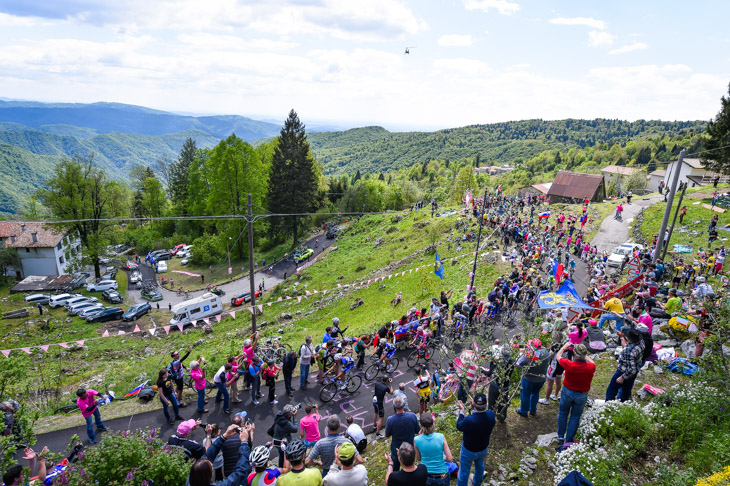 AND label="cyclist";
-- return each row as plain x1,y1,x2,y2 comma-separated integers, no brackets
329,352,356,390
453,312,468,339
376,338,397,370
507,281,521,310
487,287,500,318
